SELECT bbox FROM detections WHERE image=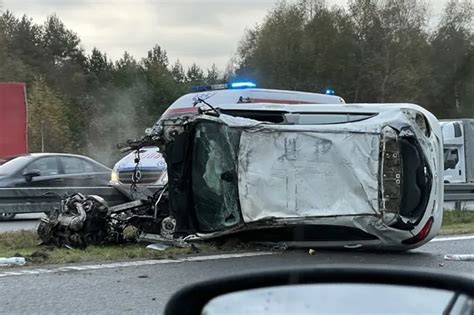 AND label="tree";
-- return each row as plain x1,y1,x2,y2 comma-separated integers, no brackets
42,14,85,66
0,12,42,82
142,44,169,69
186,63,205,85
205,64,221,85
235,0,434,105
28,77,74,152
349,0,431,103
428,0,474,117
88,47,113,84
171,59,186,83
236,2,307,90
